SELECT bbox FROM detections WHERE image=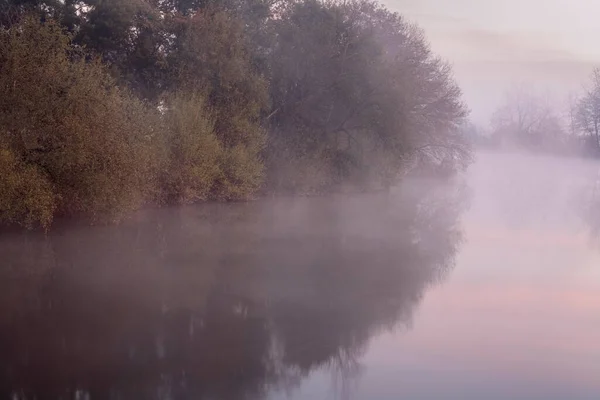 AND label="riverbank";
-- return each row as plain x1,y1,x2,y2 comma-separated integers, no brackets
1,0,469,230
